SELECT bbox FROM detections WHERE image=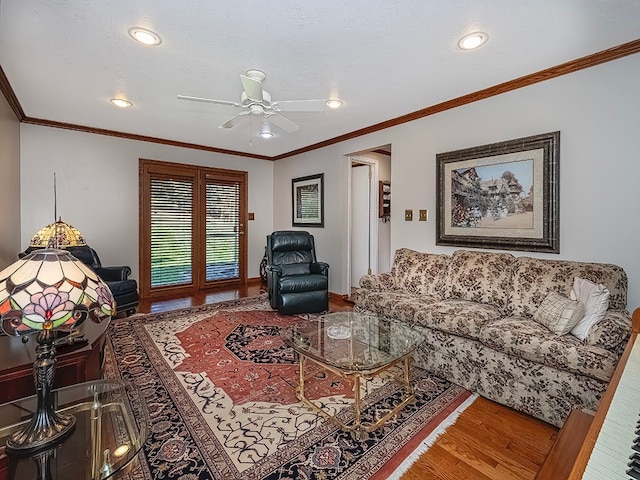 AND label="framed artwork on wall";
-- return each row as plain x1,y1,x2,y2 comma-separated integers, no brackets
379,180,391,221
436,131,560,253
292,173,324,227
